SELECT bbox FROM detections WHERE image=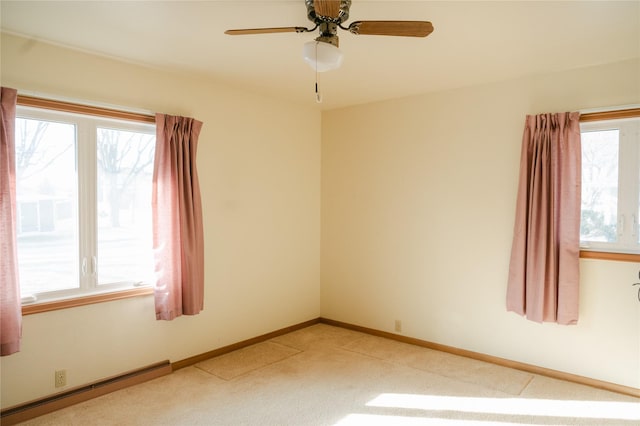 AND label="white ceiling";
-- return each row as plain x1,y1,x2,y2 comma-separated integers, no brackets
1,1,639,110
